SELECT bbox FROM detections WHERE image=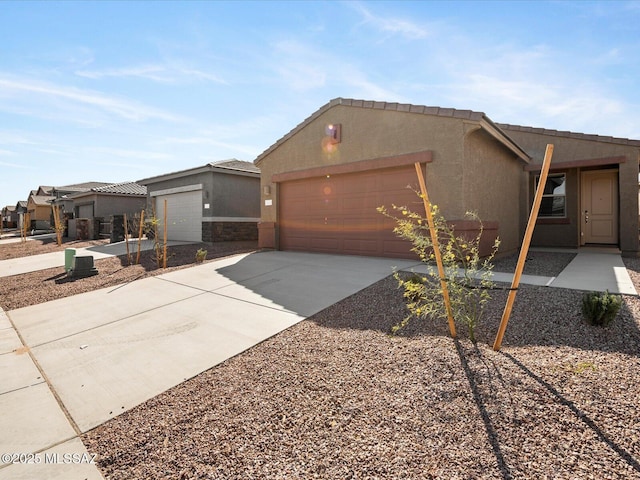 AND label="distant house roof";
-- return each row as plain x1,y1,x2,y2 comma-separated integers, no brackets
52,182,113,195
91,182,147,195
4,205,16,212
496,123,640,147
254,97,531,165
69,181,147,199
210,159,261,174
138,159,260,185
28,195,55,207
16,200,27,210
